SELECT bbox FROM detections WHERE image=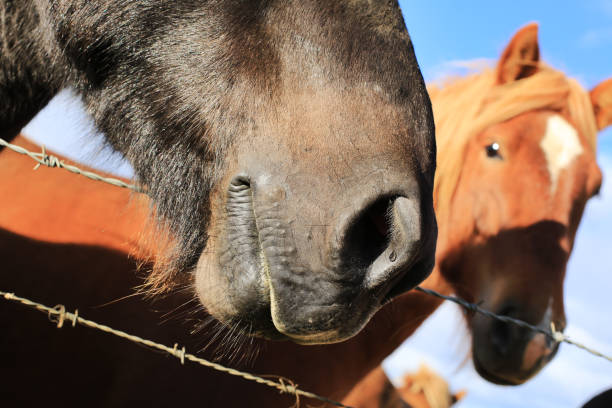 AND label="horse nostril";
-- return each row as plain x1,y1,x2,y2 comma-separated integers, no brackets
491,319,513,356
490,305,518,356
229,174,251,190
341,196,394,271
338,194,424,292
